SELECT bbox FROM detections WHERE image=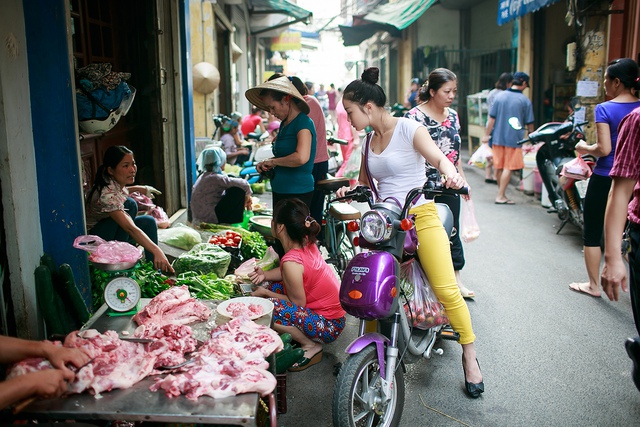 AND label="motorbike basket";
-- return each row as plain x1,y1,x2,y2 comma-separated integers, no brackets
340,251,399,320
